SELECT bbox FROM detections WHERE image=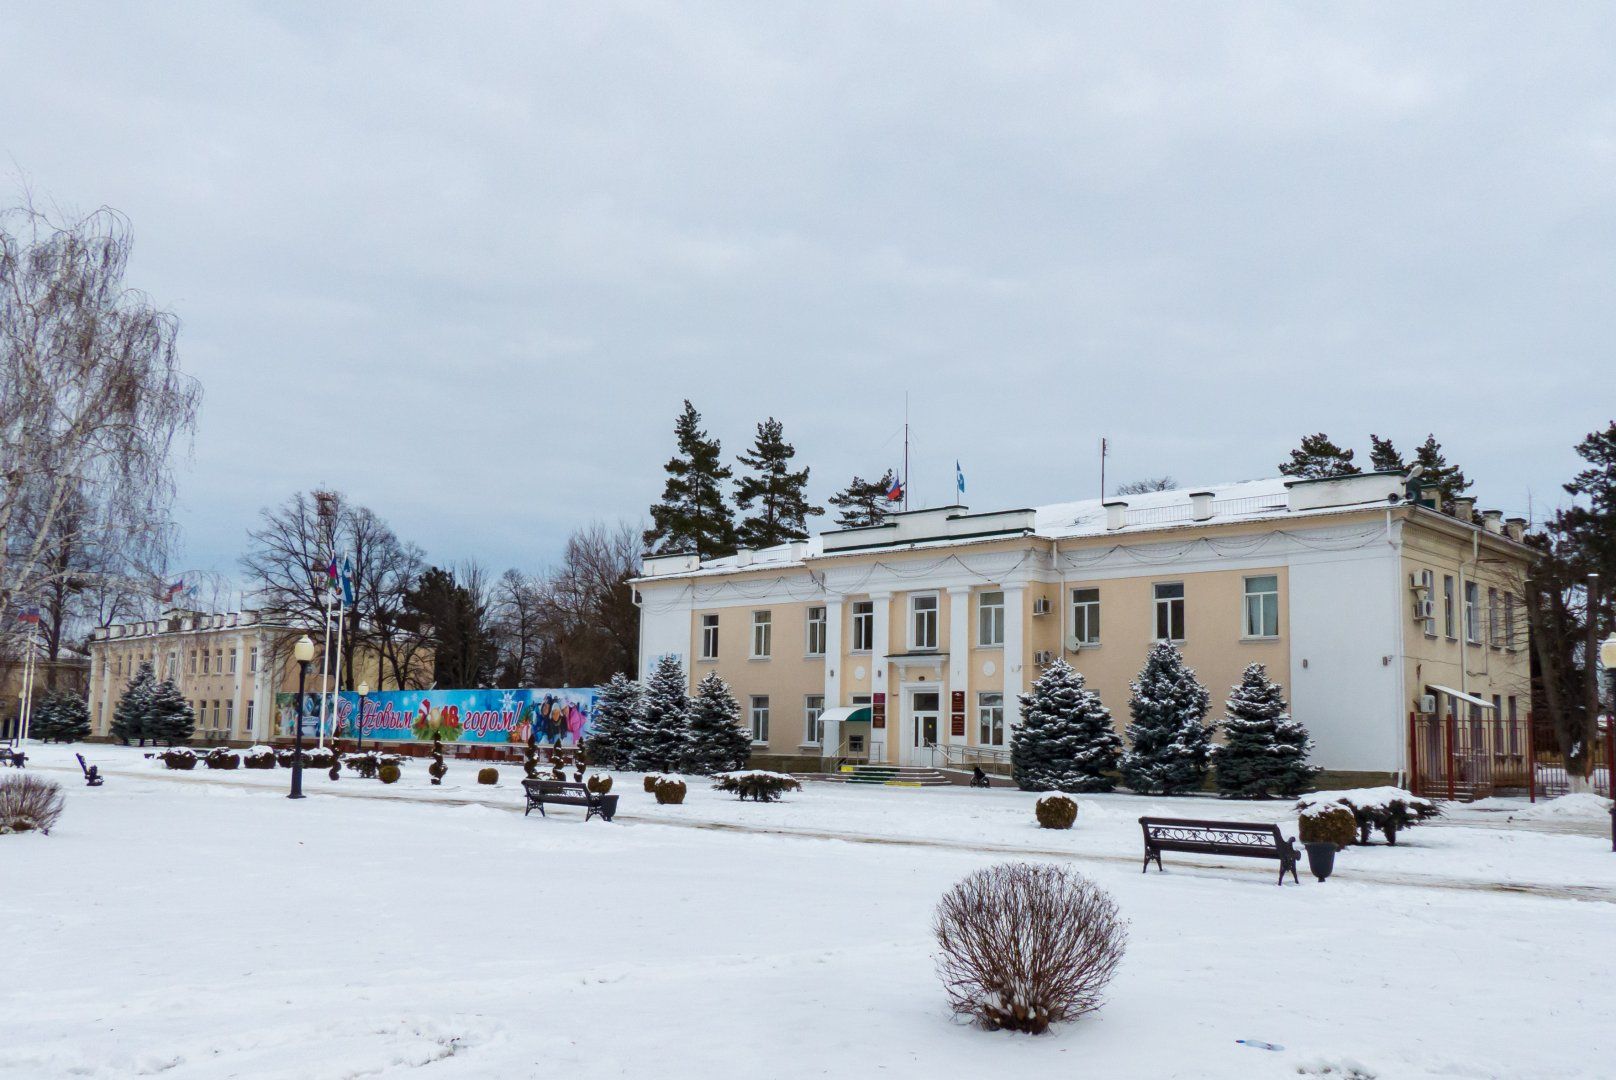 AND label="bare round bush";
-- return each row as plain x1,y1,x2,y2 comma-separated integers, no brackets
933,862,1127,1034
0,774,67,835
